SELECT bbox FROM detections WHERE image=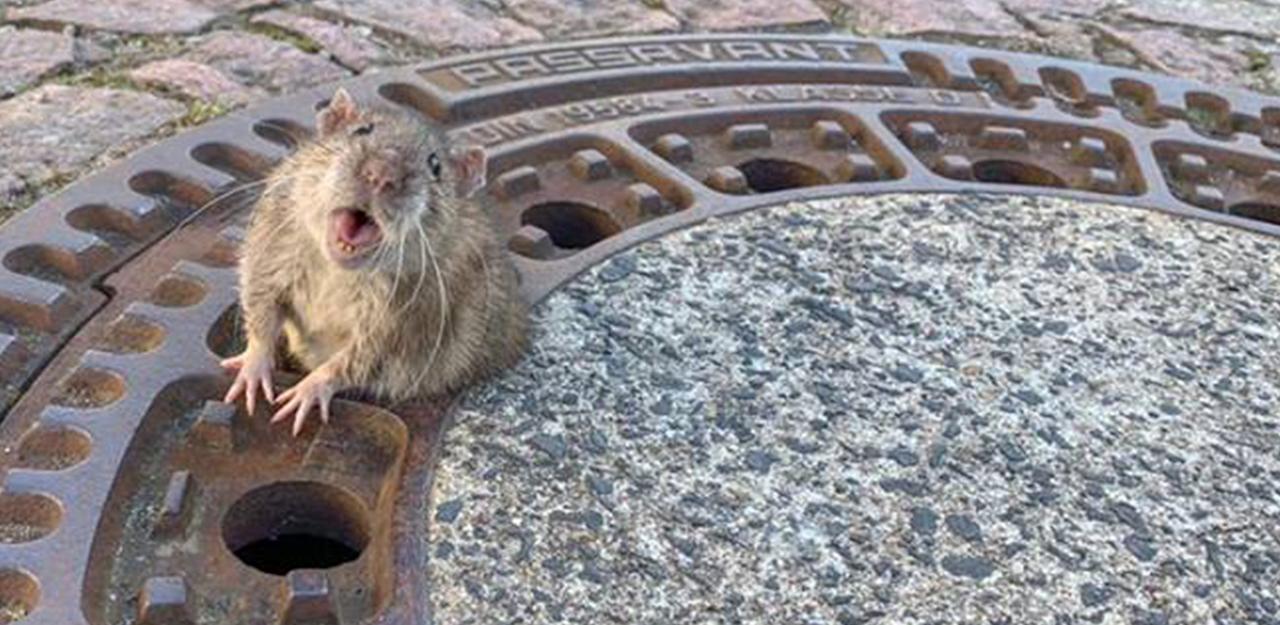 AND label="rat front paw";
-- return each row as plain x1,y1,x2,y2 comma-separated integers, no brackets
221,349,275,416
271,368,337,436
